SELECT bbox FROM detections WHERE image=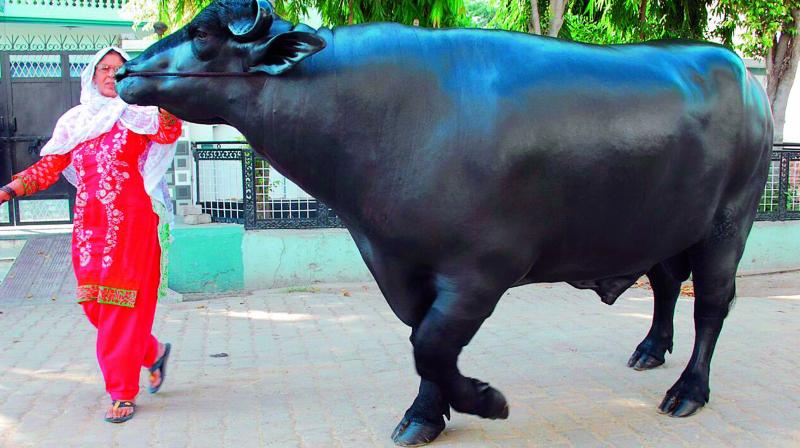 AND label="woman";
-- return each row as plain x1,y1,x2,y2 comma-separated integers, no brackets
0,47,182,423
